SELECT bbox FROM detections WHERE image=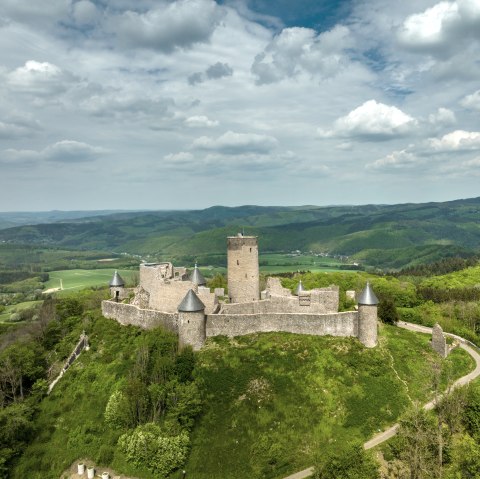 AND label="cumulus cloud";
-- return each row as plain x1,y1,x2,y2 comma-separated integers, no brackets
185,115,219,128
72,0,99,26
1,0,70,27
162,149,295,175
319,100,416,140
429,130,480,151
80,92,174,119
251,25,353,84
192,131,278,155
461,89,480,110
188,62,233,85
428,107,456,126
1,140,107,165
367,149,418,170
111,0,224,53
398,0,480,56
7,60,79,96
0,114,41,139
